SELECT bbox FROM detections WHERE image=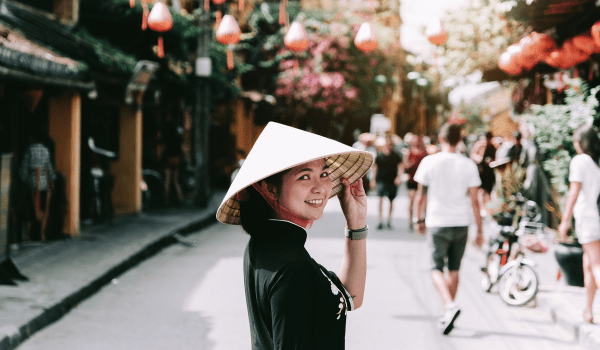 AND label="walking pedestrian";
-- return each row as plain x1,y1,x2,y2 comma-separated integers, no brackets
19,128,56,241
470,131,496,212
507,130,529,166
403,135,427,231
216,122,373,349
161,121,184,206
352,133,377,194
413,122,484,335
557,125,600,324
370,134,403,229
